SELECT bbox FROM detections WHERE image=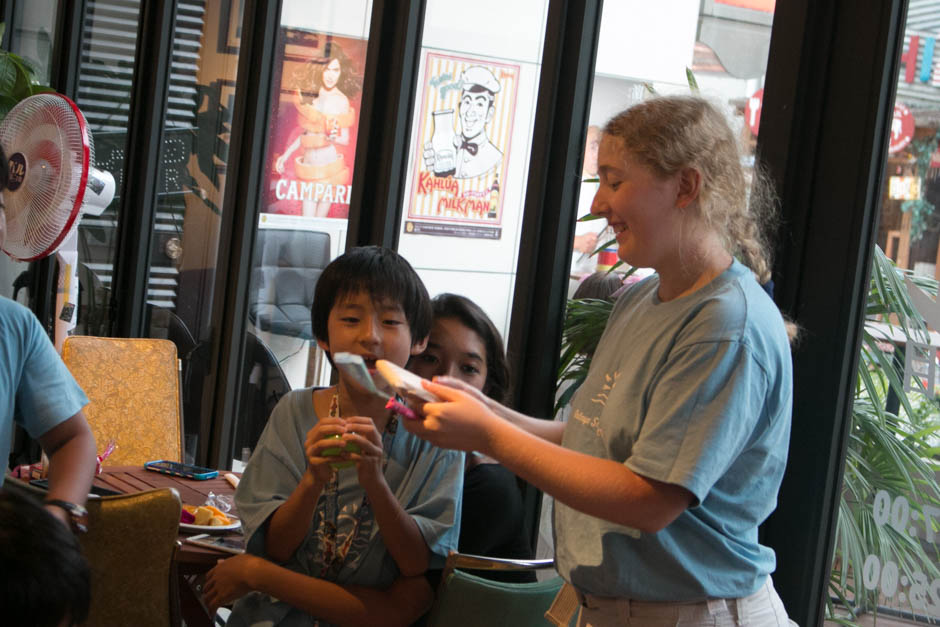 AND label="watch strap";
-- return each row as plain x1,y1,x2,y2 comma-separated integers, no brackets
45,499,89,533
